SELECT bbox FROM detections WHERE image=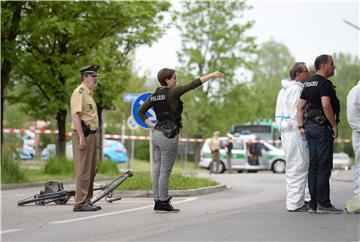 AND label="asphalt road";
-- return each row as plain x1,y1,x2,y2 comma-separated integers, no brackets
1,172,359,241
